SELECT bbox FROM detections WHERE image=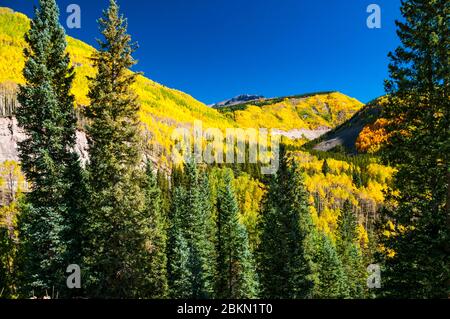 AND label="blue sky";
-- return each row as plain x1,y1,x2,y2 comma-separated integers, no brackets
2,0,402,104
